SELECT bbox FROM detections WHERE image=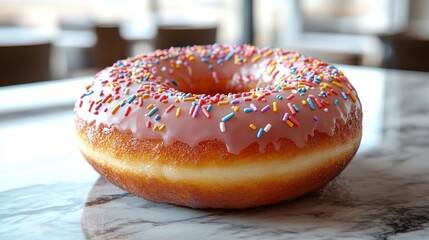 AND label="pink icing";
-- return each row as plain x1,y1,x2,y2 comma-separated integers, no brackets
75,44,362,155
